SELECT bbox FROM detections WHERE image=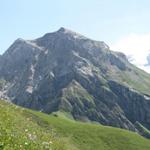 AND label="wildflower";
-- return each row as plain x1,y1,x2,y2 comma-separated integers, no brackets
28,133,37,141
25,129,28,132
42,141,49,145
24,142,28,145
